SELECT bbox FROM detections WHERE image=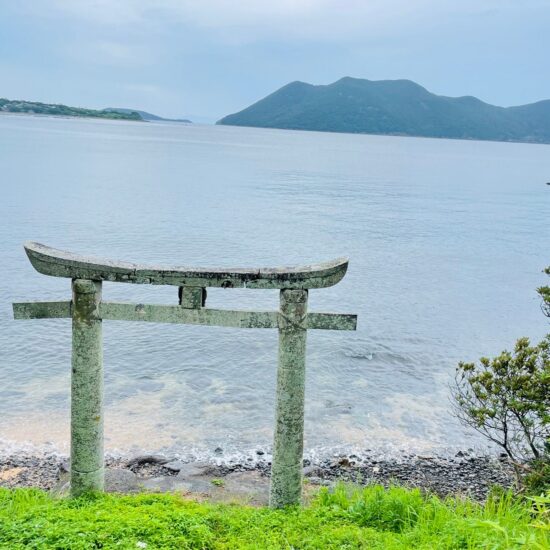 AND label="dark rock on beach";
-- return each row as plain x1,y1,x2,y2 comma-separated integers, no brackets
105,469,141,493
